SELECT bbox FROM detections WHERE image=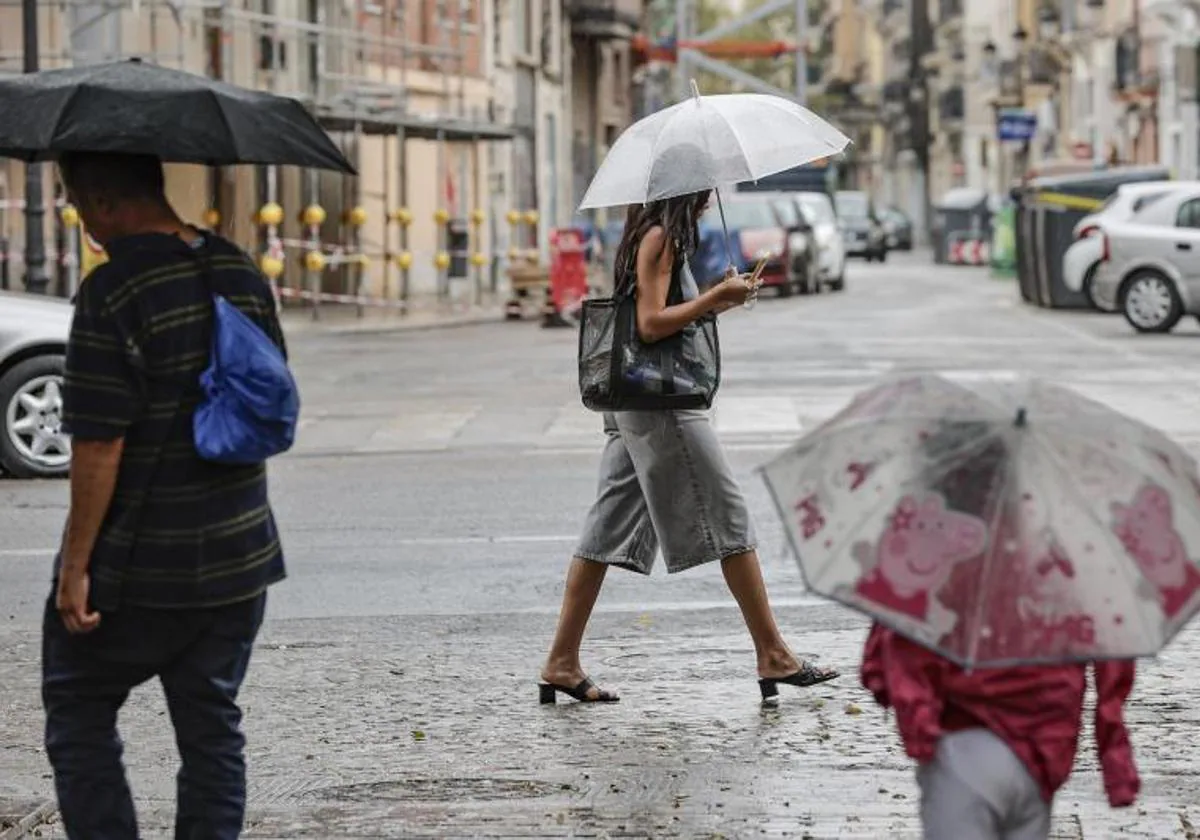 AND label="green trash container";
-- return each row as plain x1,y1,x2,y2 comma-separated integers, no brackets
990,204,1016,278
